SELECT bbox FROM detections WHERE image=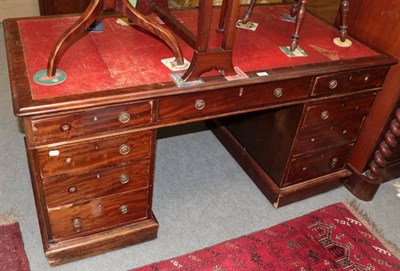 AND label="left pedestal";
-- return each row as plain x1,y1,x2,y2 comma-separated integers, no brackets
22,100,158,266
